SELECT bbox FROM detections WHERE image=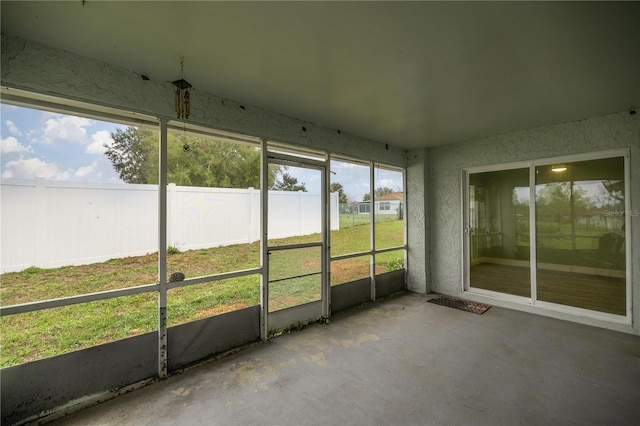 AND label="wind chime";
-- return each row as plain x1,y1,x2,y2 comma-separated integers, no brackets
172,58,192,120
